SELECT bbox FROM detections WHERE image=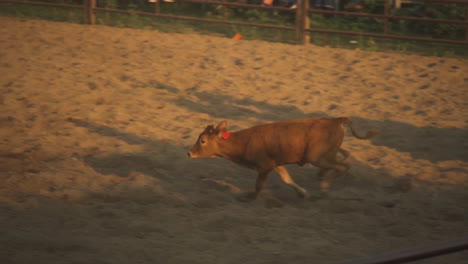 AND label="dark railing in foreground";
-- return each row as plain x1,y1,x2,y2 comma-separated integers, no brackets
0,0,467,45
341,236,468,264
